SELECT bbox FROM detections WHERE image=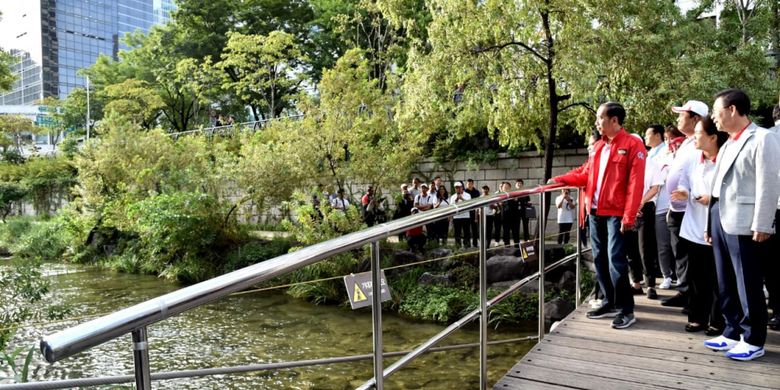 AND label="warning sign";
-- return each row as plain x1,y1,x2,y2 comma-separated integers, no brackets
353,283,368,302
343,271,392,309
519,241,538,262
